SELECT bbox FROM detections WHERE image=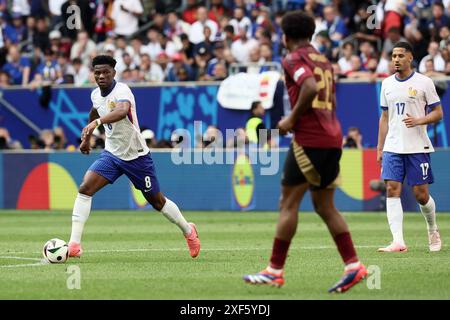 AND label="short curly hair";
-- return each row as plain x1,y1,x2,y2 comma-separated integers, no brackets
92,55,117,68
281,11,316,41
